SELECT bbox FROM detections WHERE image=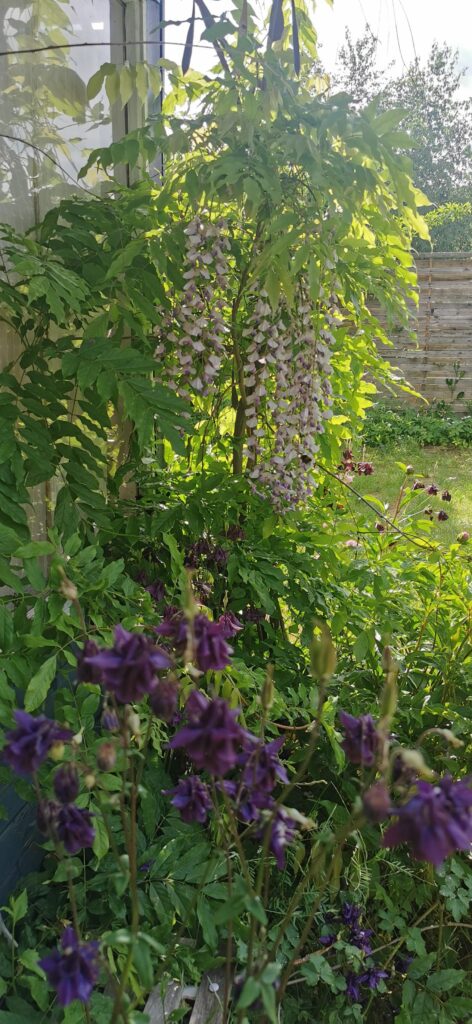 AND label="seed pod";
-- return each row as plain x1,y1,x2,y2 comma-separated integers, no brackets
97,742,117,771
